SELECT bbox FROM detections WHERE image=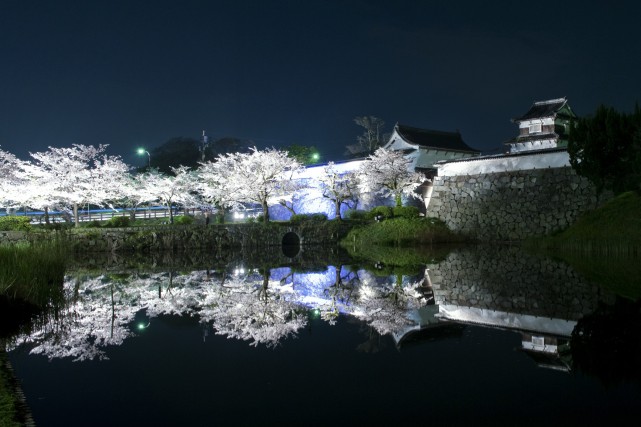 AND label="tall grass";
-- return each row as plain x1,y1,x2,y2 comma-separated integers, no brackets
537,191,641,256
0,351,24,427
526,191,641,299
0,242,67,306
